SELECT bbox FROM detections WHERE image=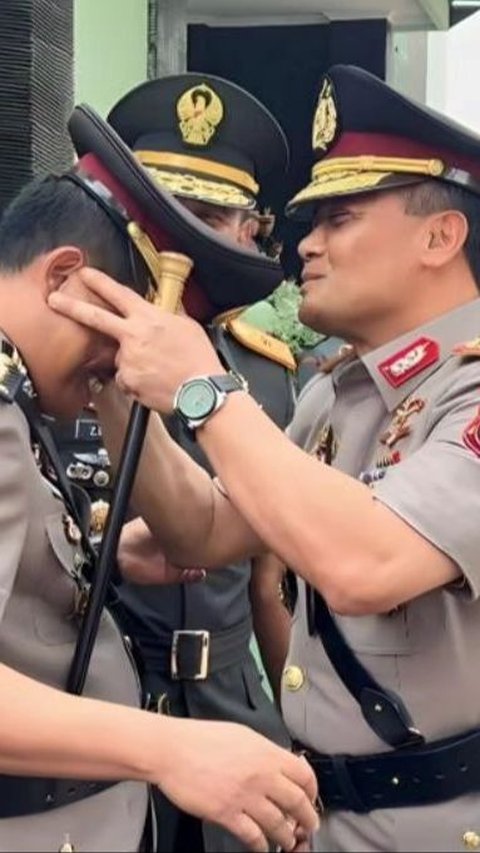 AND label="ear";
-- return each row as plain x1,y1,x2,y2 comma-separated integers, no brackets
421,210,469,270
43,246,86,295
237,215,260,248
